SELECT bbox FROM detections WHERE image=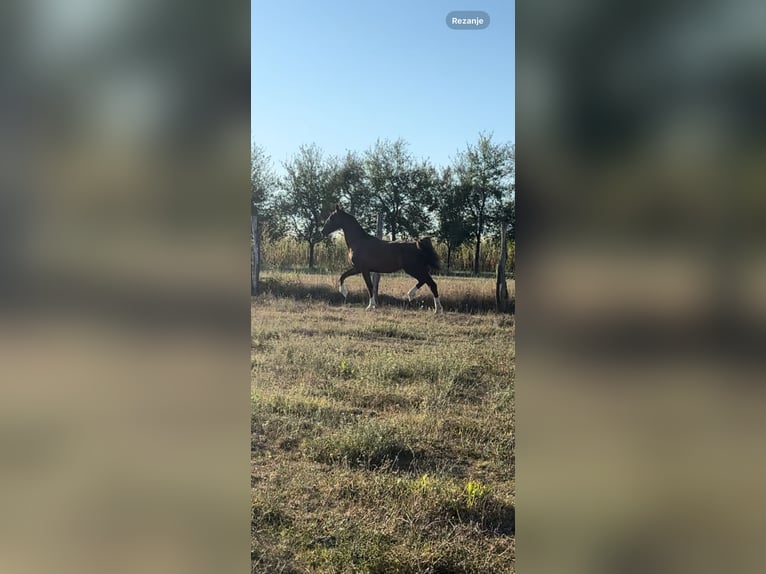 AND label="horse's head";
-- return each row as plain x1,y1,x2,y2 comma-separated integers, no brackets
321,204,346,237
